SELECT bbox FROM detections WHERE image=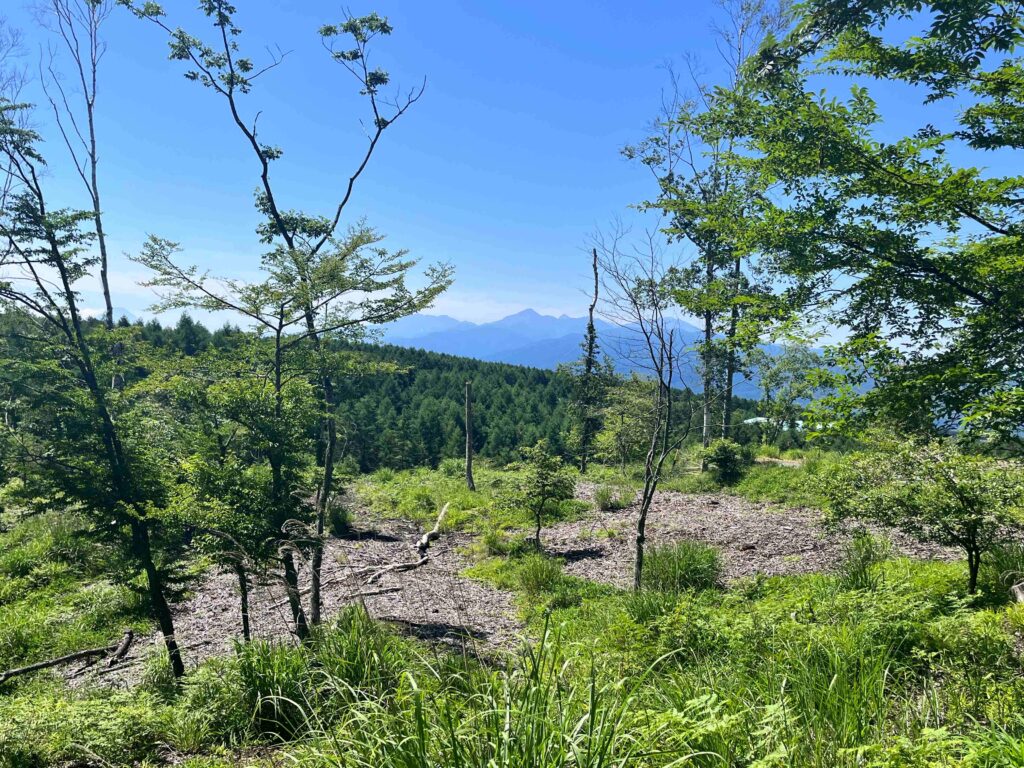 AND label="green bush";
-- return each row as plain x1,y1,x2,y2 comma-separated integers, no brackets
642,541,723,593
439,457,464,477
703,439,754,483
327,502,352,536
